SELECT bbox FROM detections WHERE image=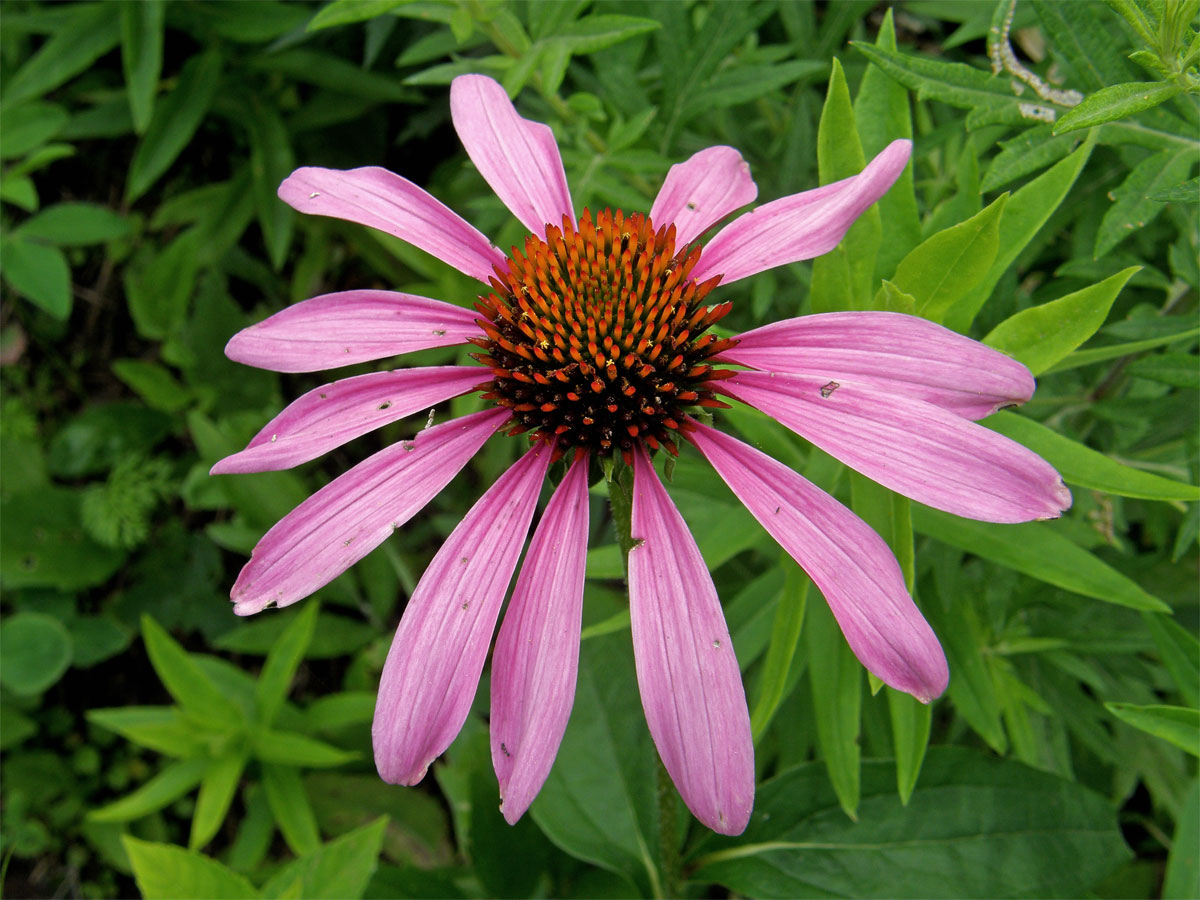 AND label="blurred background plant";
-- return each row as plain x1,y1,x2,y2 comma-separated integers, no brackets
0,1,1196,898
